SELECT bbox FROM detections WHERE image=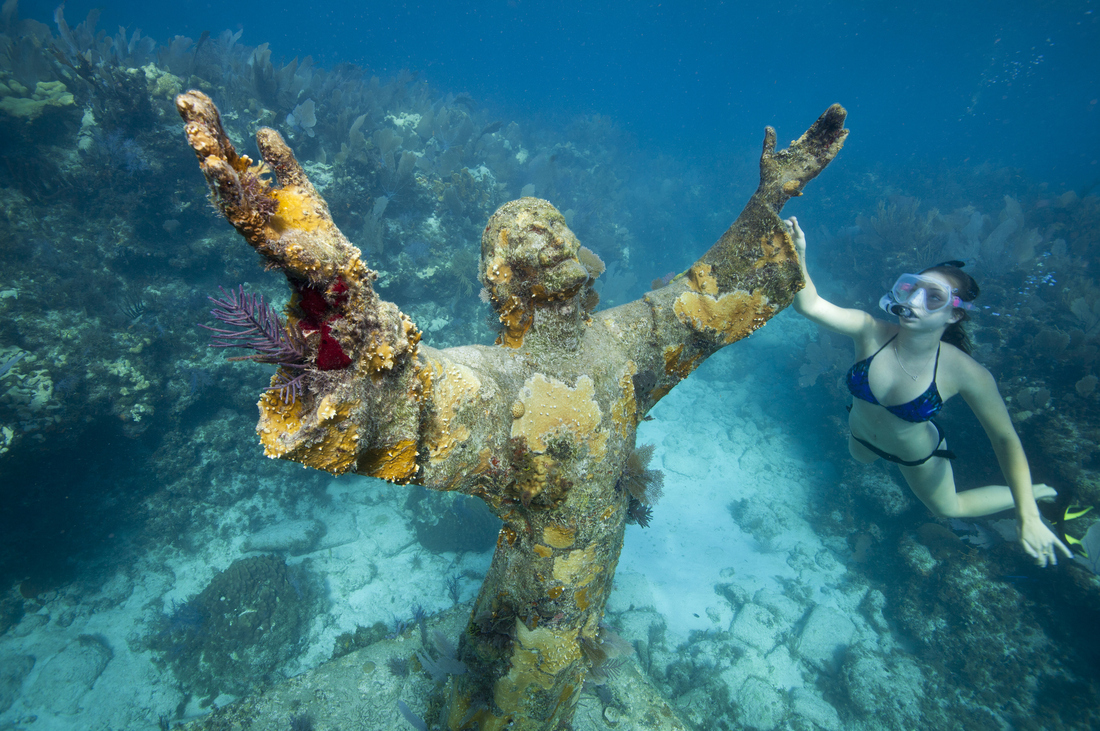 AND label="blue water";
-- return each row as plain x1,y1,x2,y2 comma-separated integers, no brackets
21,0,1100,184
2,1,1099,729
